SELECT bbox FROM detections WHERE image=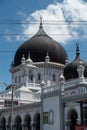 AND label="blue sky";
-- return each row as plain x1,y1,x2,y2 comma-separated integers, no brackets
0,0,87,90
